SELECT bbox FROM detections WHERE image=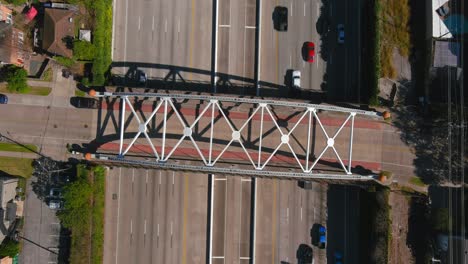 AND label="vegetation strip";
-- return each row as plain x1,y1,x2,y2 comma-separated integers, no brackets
58,165,105,264
0,157,34,178
0,142,38,153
